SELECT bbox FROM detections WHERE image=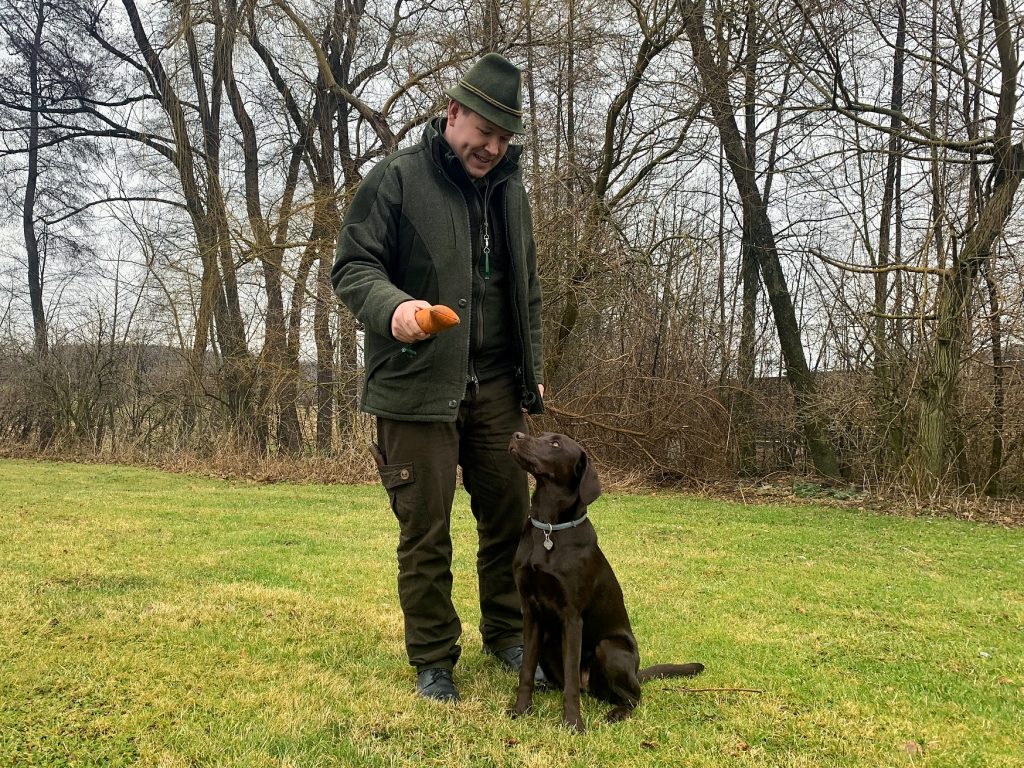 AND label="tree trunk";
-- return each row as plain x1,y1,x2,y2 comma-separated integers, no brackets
873,0,907,467
21,0,55,448
225,0,303,453
983,260,1004,494
913,159,1022,488
911,0,1022,490
683,1,841,478
315,244,335,453
734,0,762,475
23,0,47,356
482,0,501,47
736,228,759,474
